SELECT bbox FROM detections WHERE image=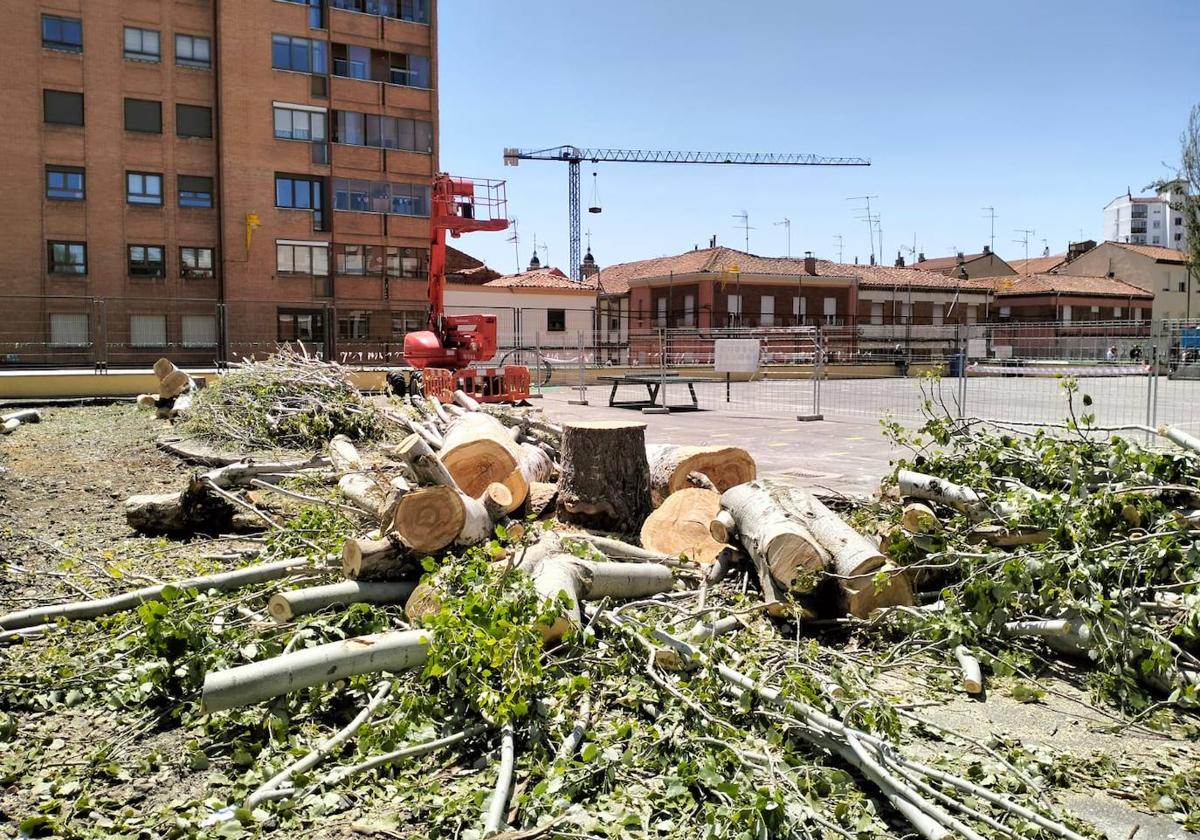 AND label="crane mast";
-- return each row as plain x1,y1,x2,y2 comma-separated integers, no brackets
503,146,871,280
